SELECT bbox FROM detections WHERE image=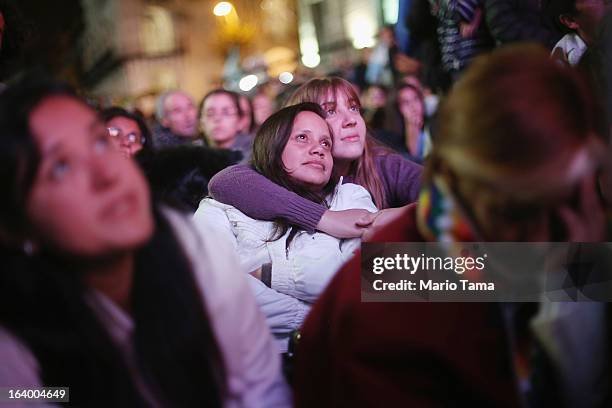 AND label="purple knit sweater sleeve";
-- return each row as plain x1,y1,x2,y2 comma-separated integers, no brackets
208,164,326,233
375,153,423,207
